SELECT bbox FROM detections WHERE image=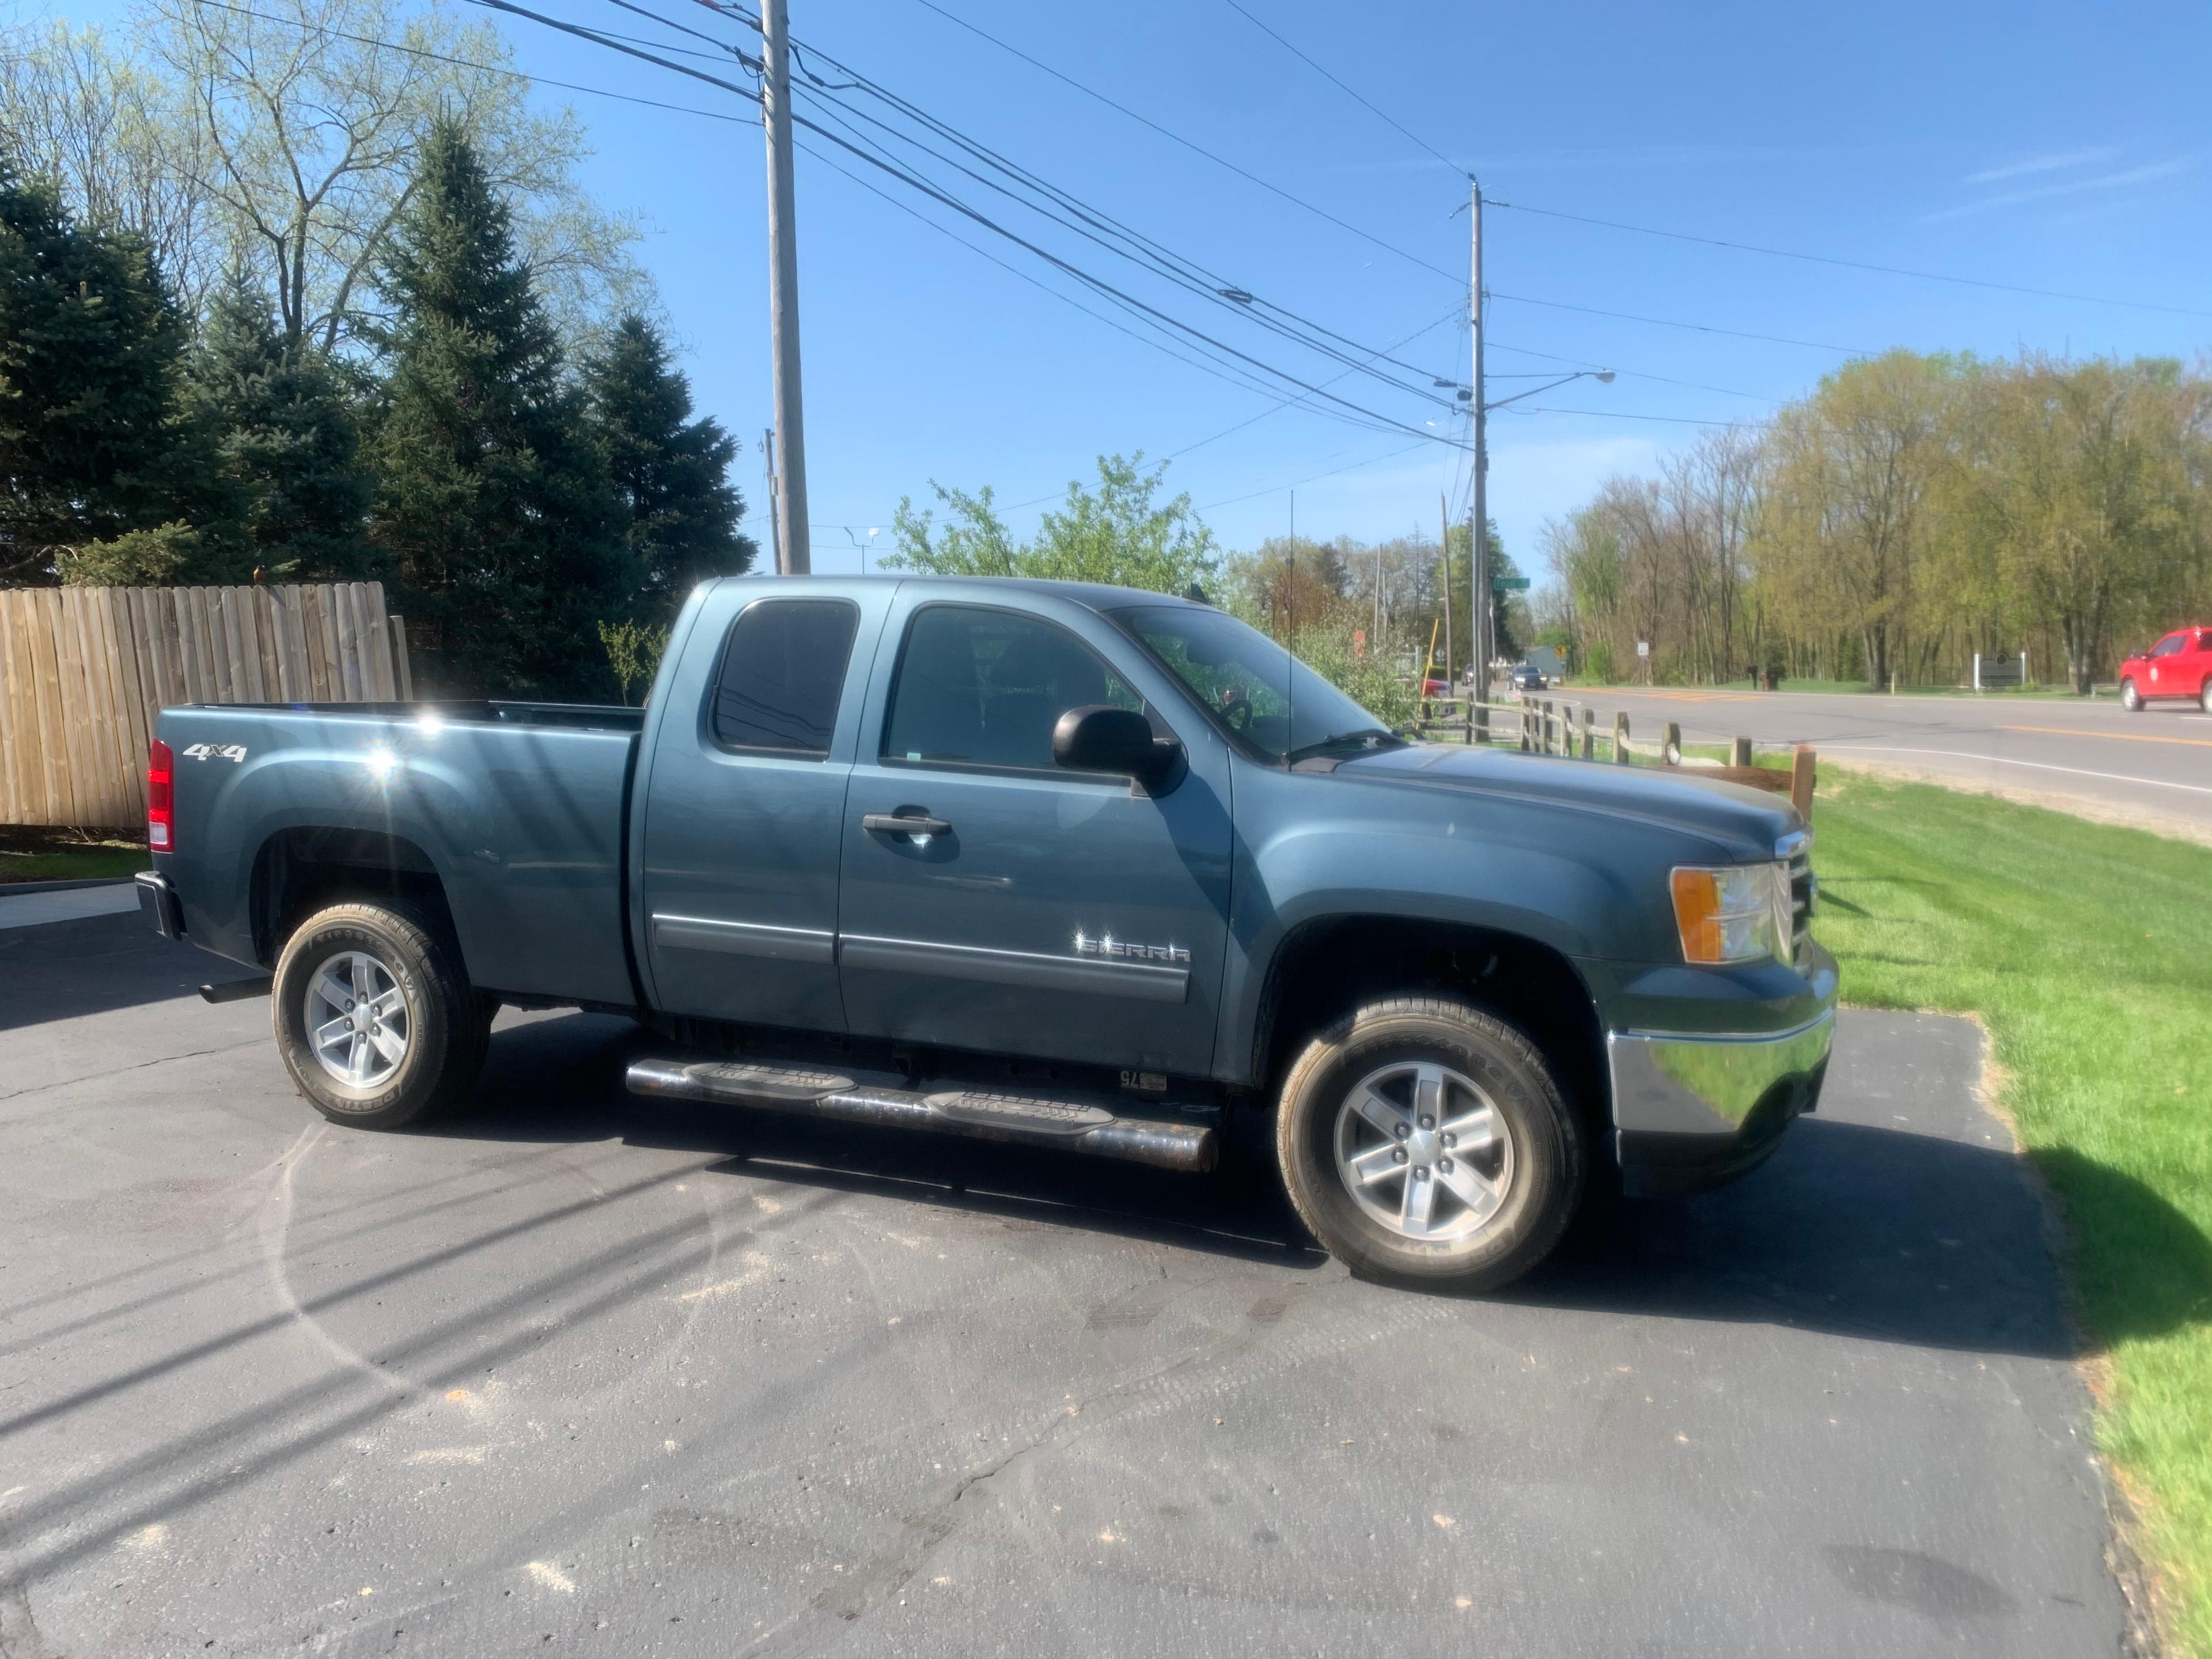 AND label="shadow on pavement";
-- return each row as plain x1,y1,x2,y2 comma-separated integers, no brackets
442,1010,1325,1270
0,911,261,1033
437,1012,2212,1361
